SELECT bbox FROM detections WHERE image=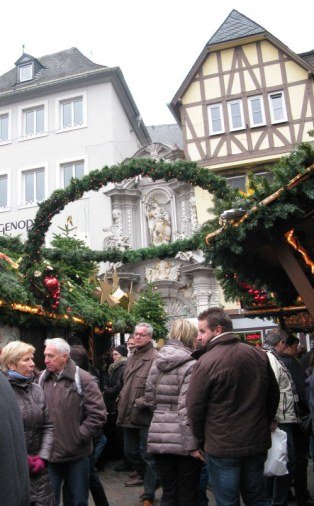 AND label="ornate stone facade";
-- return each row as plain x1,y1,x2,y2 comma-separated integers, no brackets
101,141,221,319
